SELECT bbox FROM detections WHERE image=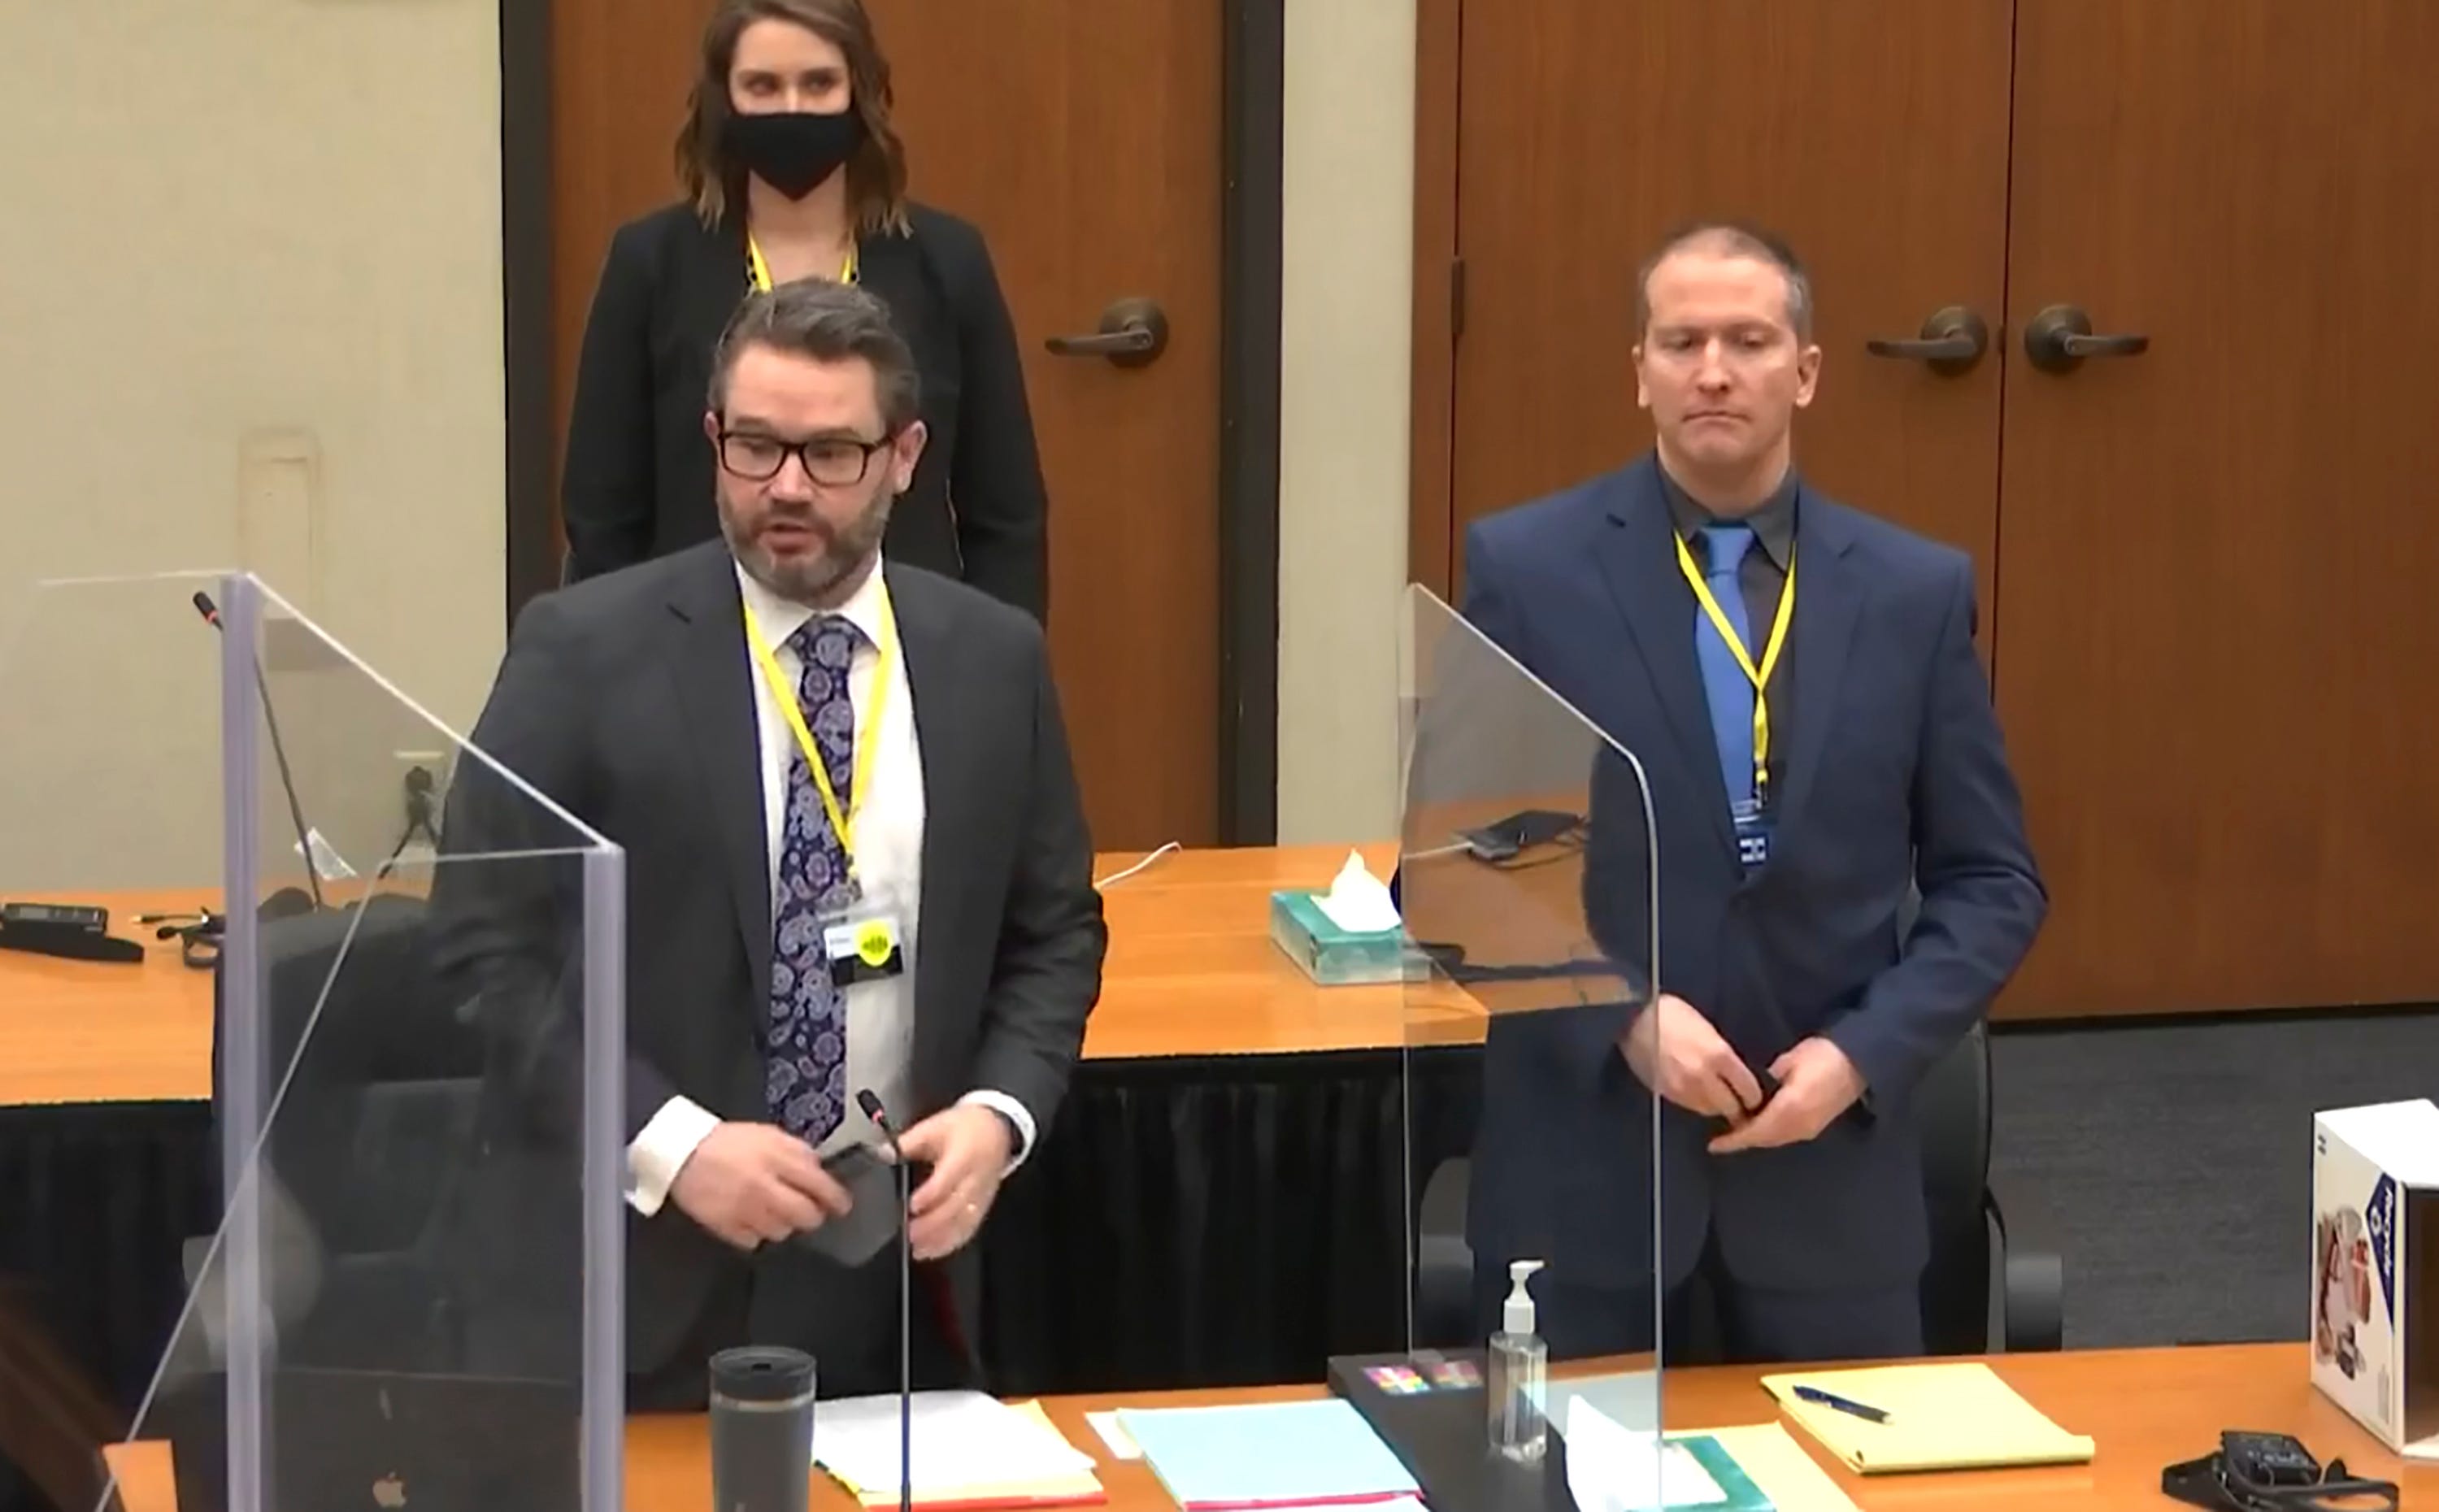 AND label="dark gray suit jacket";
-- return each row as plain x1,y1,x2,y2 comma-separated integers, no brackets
427,541,1105,1378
